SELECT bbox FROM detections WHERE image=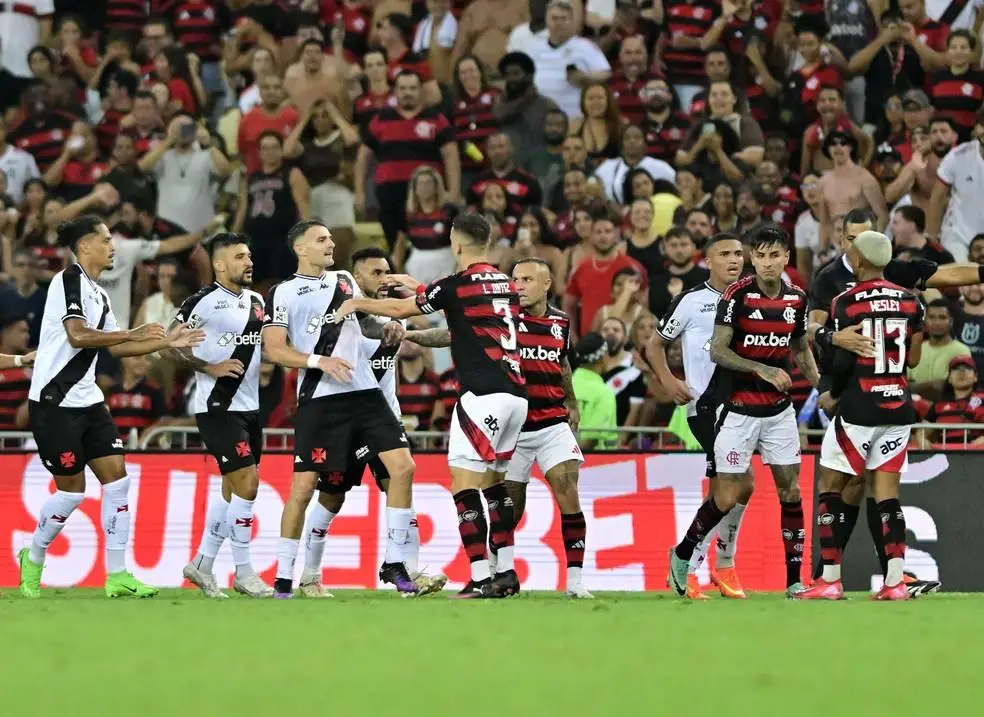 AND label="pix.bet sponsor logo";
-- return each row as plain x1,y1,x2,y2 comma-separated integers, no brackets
742,333,790,348
520,345,561,362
